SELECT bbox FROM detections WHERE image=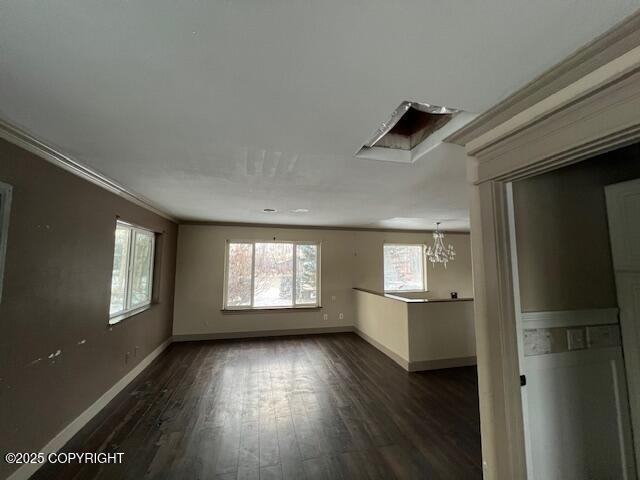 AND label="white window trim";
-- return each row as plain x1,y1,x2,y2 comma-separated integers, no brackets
223,239,321,310
109,220,156,324
383,242,428,293
0,181,13,303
